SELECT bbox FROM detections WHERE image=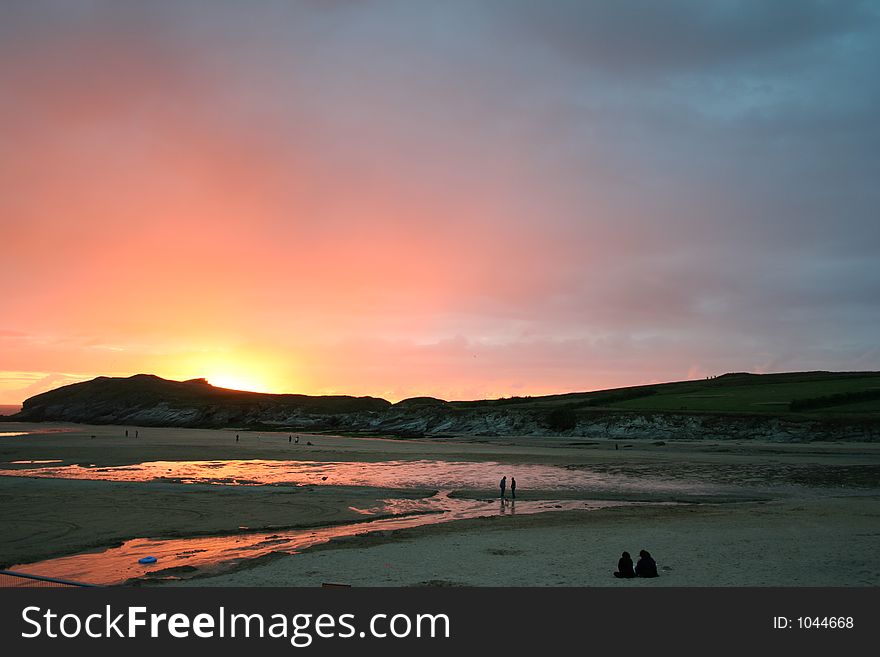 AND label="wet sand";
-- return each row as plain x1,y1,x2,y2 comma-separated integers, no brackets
3,421,879,469
174,495,880,587
1,422,878,585
0,476,432,567
7,492,648,586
